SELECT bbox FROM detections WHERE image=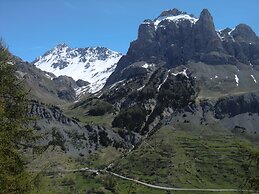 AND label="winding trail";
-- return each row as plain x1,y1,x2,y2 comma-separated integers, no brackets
104,170,254,192
29,168,255,193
